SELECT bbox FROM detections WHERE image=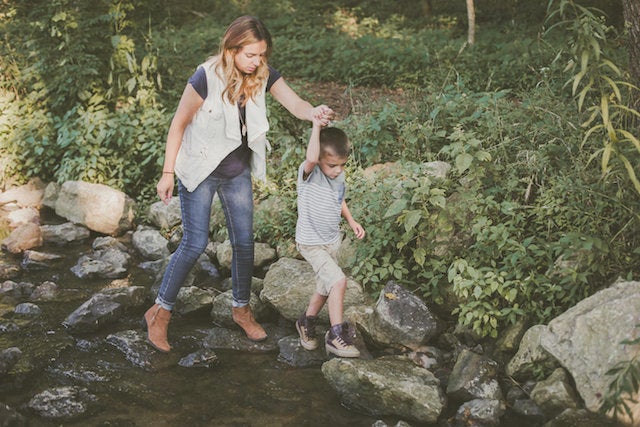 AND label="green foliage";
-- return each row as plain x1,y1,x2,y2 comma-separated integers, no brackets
599,325,640,424
546,0,640,195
